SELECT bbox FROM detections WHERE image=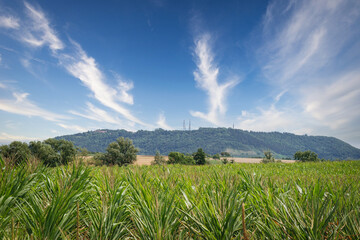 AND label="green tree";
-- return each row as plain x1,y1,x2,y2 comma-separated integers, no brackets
212,153,220,160
151,151,166,165
29,141,60,167
193,148,206,165
262,150,275,163
103,137,138,166
220,151,231,157
167,152,194,165
0,141,31,165
43,139,76,165
294,150,319,162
